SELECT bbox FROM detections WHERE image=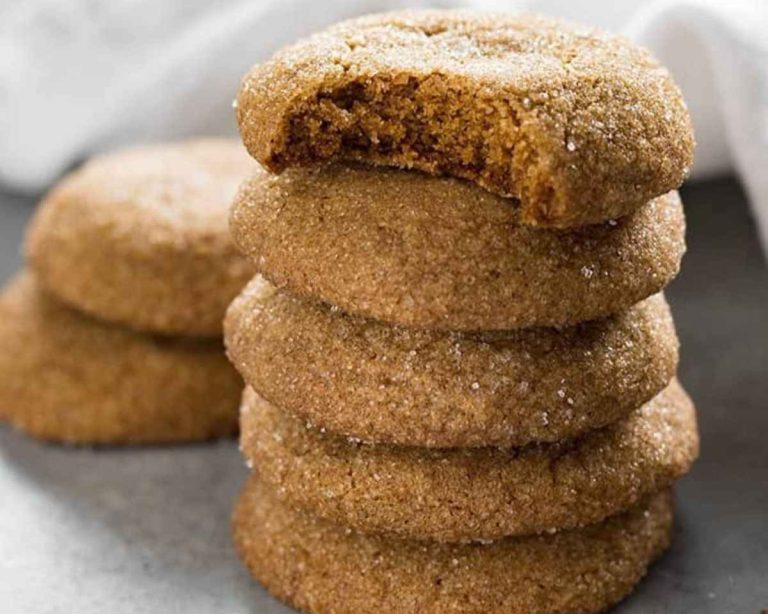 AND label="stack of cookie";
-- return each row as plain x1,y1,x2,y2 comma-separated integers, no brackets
226,11,699,613
0,139,254,444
